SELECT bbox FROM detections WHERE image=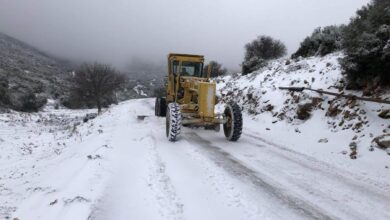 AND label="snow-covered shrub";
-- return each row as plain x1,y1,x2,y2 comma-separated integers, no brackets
0,74,10,107
341,0,390,87
242,35,287,75
242,56,267,74
292,25,345,58
20,93,47,112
